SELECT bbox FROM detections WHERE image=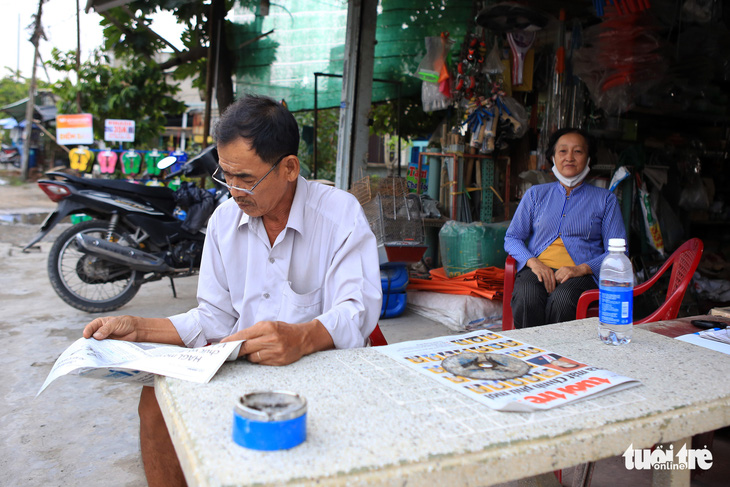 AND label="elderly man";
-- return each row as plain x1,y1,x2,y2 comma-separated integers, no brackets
83,94,382,486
